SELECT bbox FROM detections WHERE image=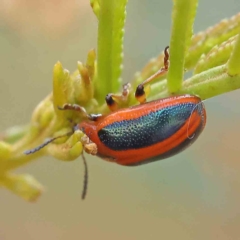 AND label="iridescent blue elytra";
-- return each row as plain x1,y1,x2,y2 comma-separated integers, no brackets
98,103,201,151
